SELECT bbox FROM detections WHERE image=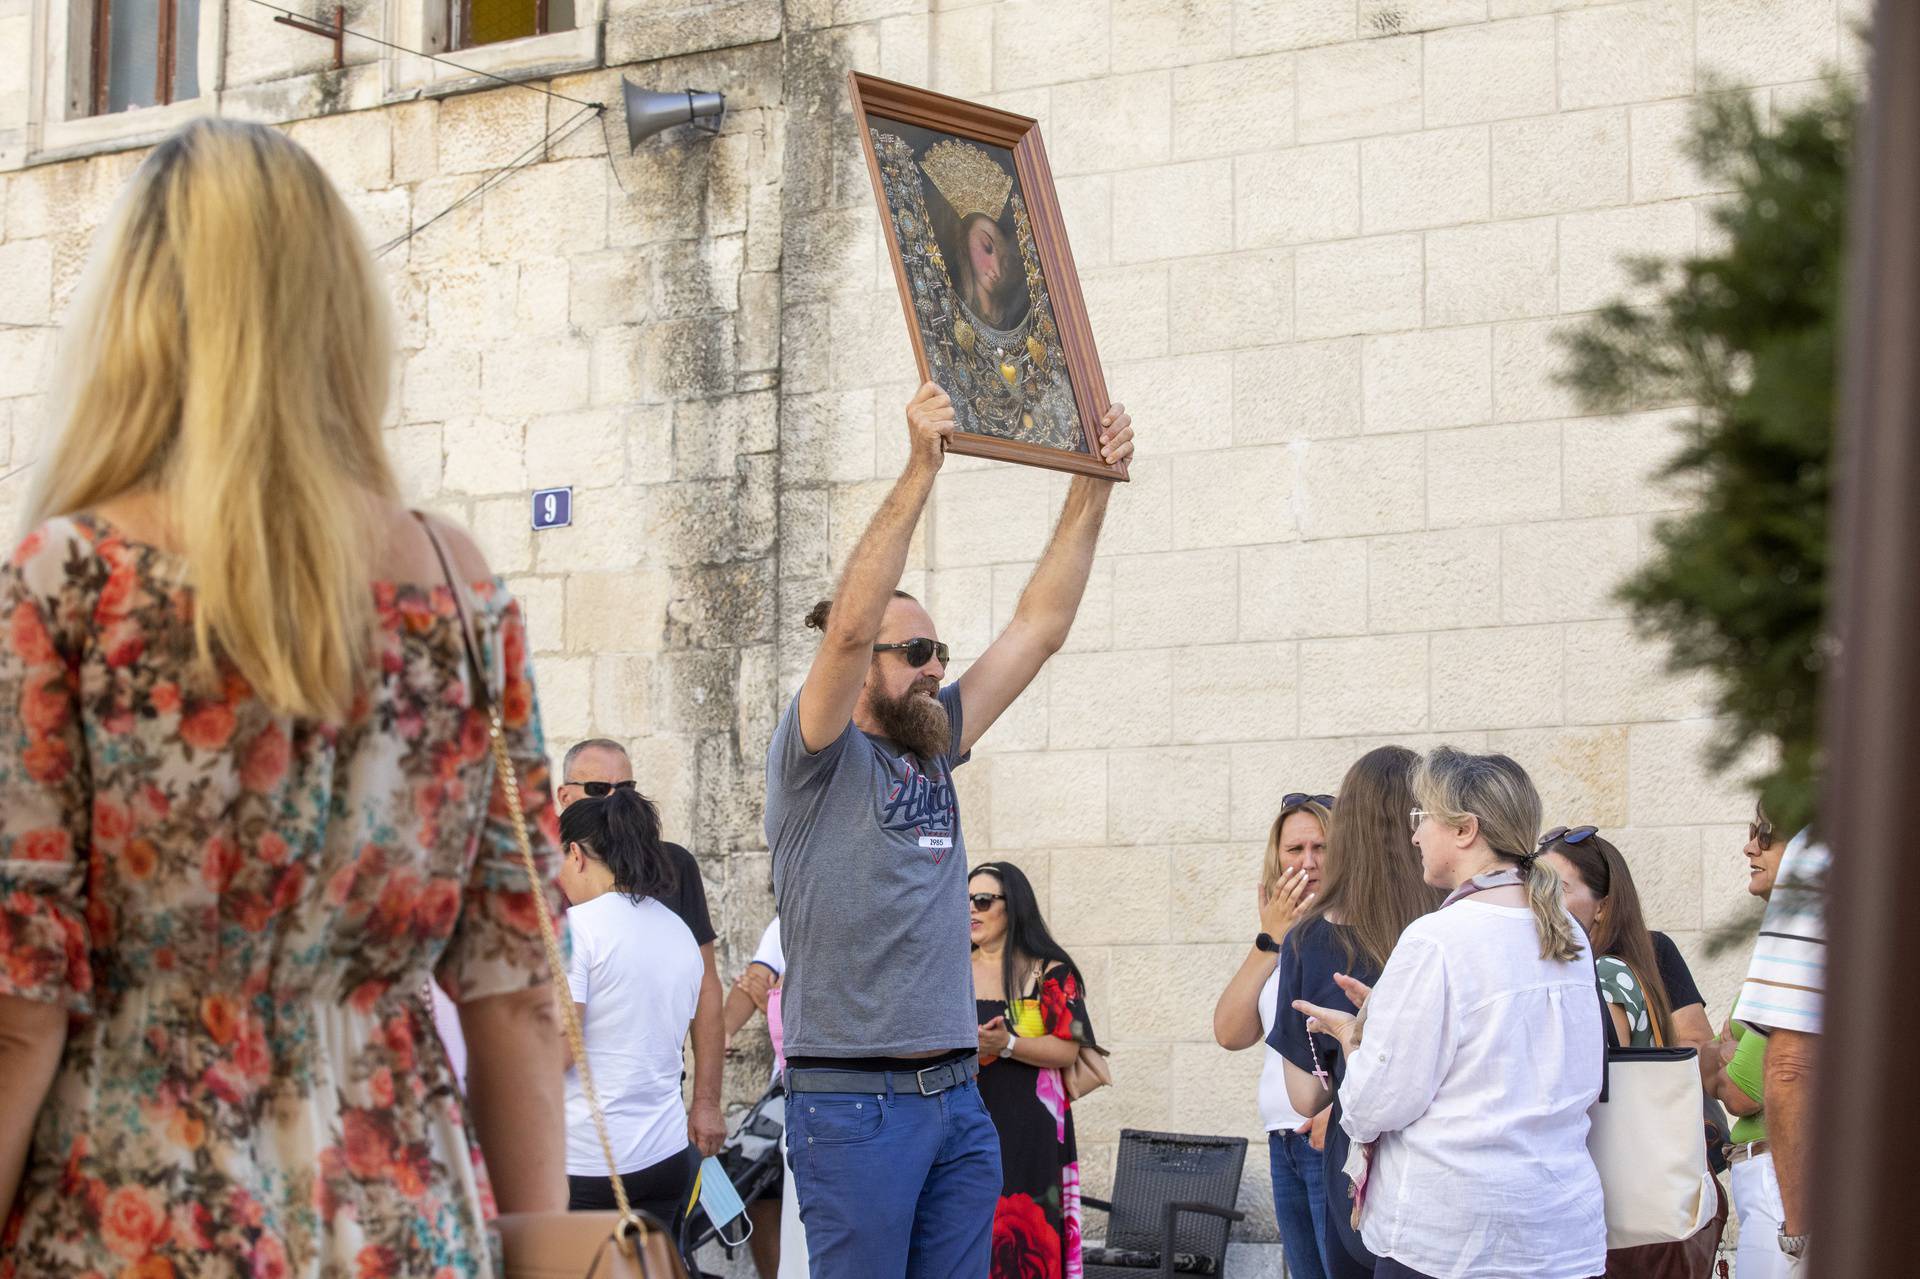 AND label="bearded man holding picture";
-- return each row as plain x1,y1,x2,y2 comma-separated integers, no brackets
766,381,1132,1278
